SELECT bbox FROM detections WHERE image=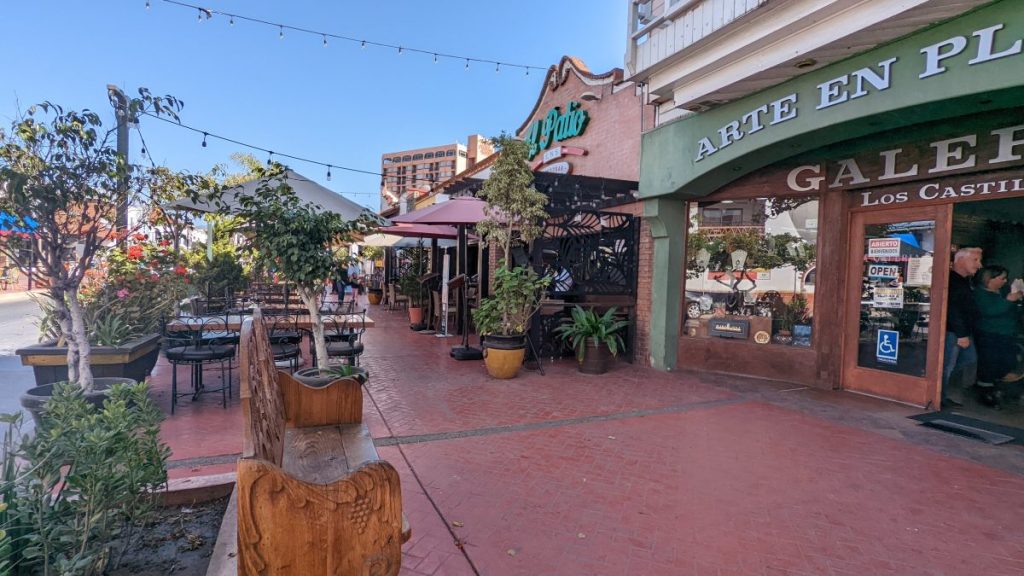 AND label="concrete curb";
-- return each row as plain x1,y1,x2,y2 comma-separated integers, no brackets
160,471,236,507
